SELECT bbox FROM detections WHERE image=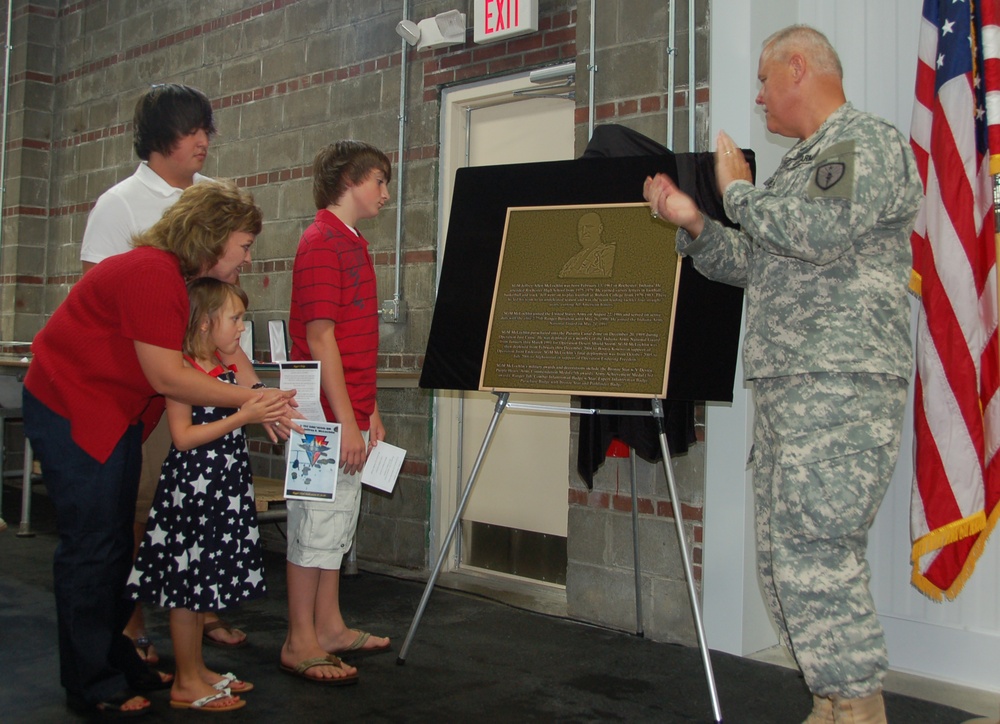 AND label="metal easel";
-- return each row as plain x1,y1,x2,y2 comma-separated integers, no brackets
395,391,722,723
